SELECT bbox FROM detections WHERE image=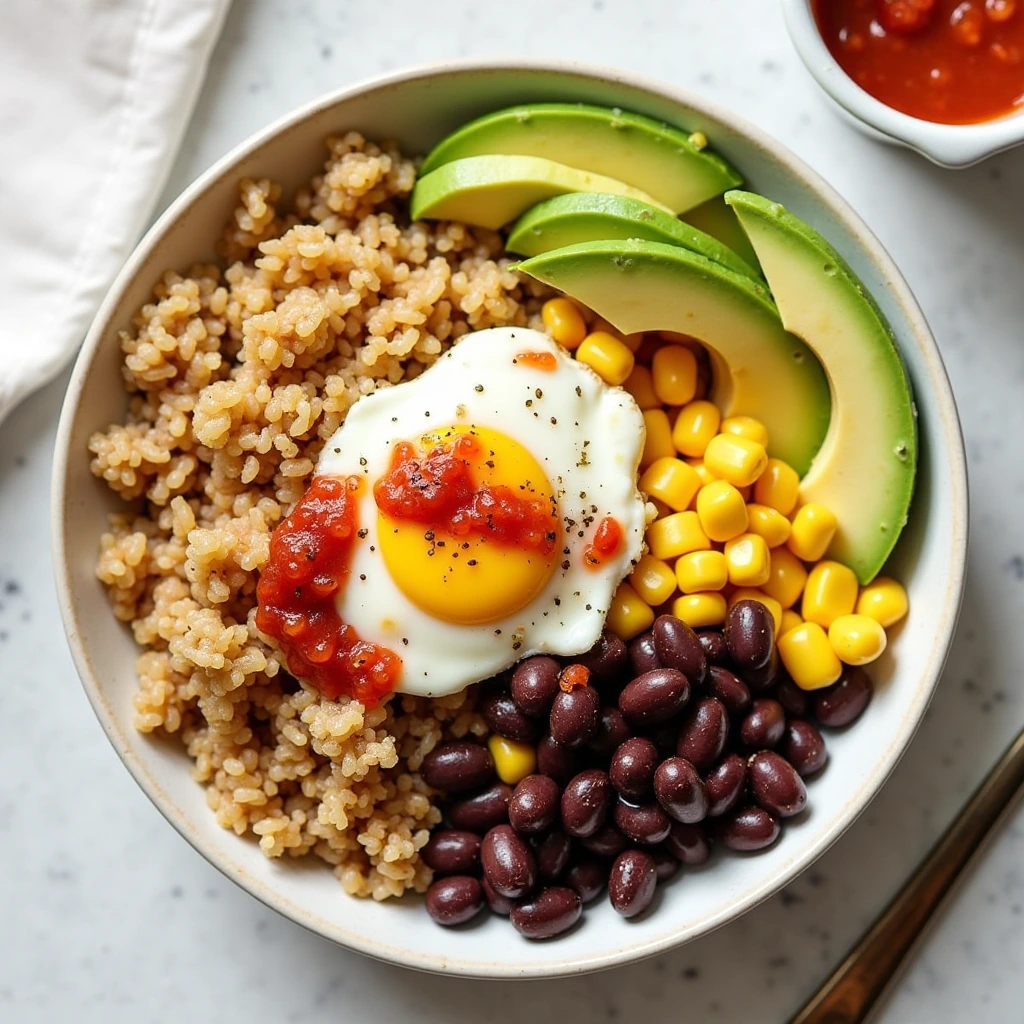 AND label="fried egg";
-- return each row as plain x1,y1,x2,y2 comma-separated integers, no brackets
316,326,646,696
